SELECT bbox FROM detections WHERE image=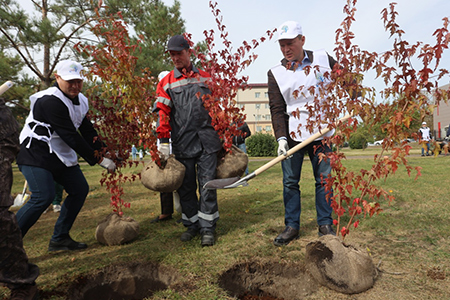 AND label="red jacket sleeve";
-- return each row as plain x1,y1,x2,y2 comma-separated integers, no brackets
155,78,172,140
